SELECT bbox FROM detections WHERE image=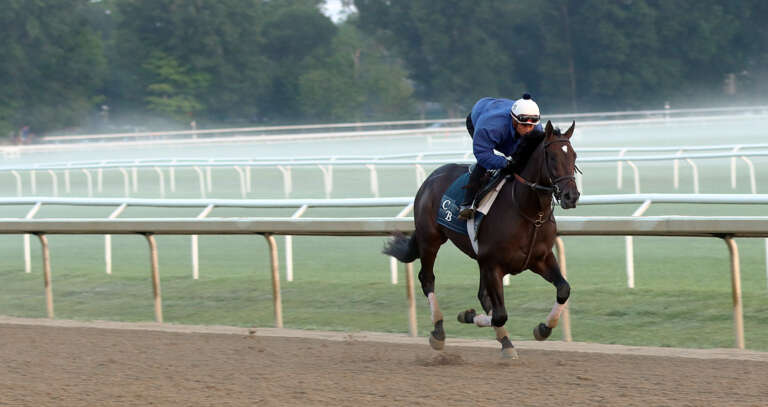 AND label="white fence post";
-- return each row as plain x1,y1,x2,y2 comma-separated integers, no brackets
740,156,757,194
284,204,309,282
685,159,699,194
206,165,213,193
169,161,176,193
234,166,246,198
64,169,70,194
246,161,252,193
723,237,744,349
277,166,292,198
119,168,130,197
673,149,682,190
132,166,139,193
193,167,206,198
12,170,22,196
617,149,627,189
625,199,653,288
191,204,215,280
104,203,127,275
97,164,104,193
30,170,37,195
82,169,94,197
318,159,334,199
626,161,640,194
23,202,42,274
47,170,58,197
153,167,165,198
731,146,741,189
366,164,380,197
